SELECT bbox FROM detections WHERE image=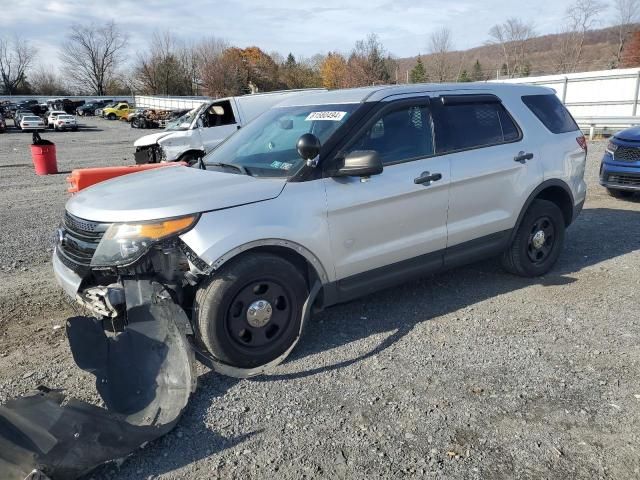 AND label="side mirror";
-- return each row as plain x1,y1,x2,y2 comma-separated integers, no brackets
296,133,321,161
334,150,383,177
